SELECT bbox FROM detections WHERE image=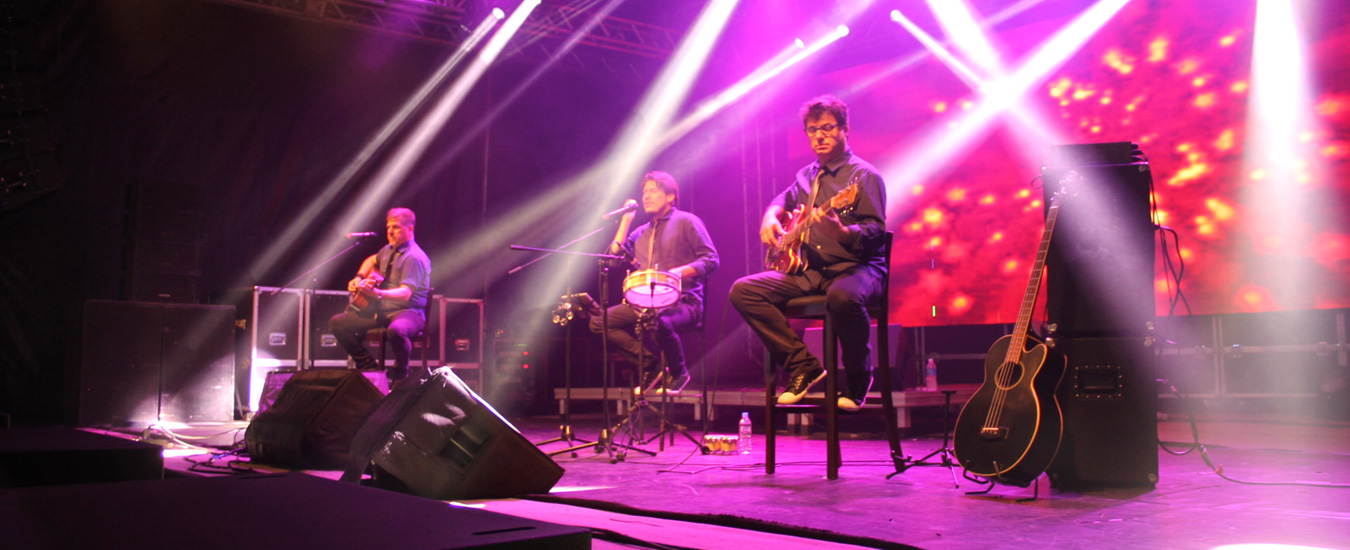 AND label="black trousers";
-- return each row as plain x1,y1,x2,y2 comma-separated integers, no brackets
729,265,883,379
590,301,700,378
329,308,426,378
